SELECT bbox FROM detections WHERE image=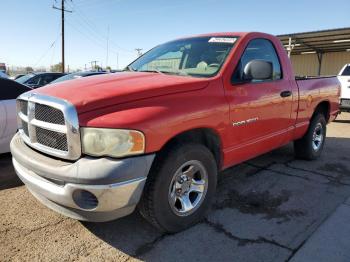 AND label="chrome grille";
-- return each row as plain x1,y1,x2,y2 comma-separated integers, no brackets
36,127,68,151
35,103,65,125
22,120,29,136
19,100,28,115
17,93,81,160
